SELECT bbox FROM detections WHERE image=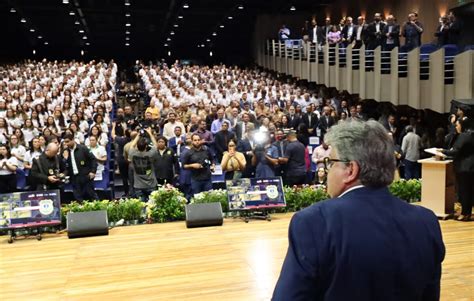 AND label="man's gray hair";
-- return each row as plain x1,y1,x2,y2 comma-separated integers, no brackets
325,120,395,187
